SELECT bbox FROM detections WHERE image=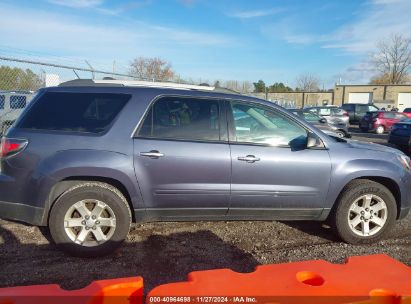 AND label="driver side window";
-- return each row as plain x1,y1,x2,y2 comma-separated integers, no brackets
230,101,307,147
